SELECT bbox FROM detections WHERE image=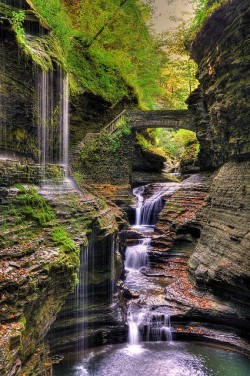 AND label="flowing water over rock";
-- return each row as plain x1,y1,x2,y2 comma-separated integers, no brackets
124,238,150,270
124,184,177,352
134,184,179,226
